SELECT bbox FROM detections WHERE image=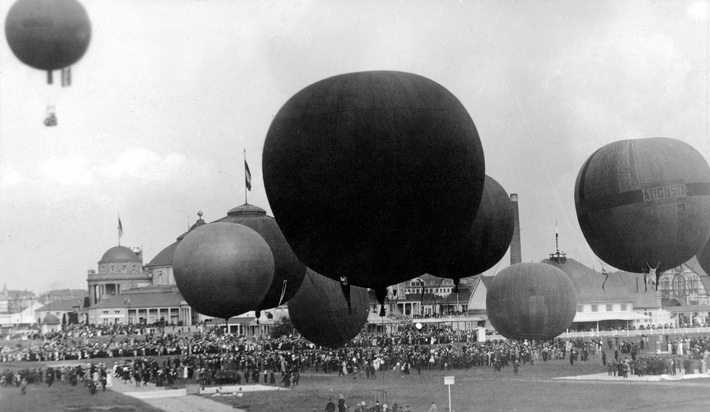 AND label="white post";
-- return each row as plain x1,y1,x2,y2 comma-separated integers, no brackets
448,383,452,412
